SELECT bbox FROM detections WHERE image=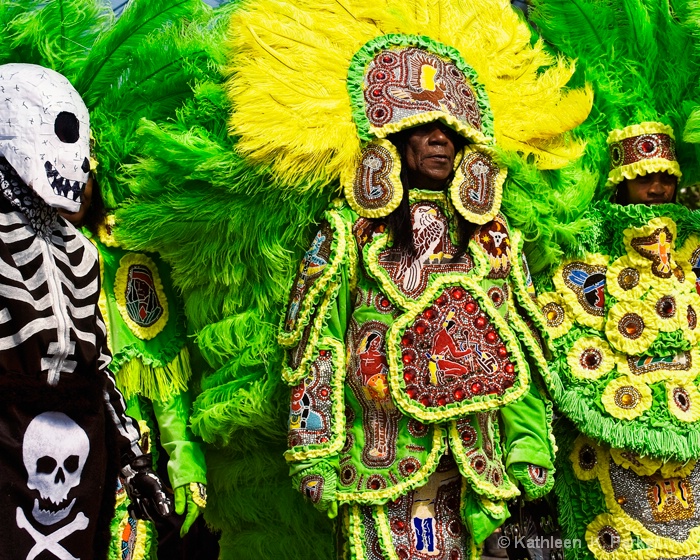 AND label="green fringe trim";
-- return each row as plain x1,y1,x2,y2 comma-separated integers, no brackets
115,346,192,403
